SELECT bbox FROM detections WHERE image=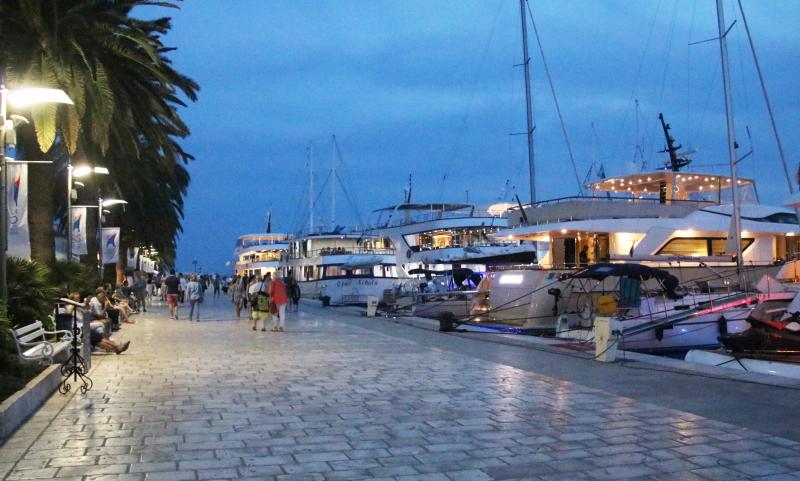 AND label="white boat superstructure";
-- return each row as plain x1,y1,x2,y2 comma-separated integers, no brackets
234,233,291,277
280,232,404,305
481,169,799,332
368,202,536,289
